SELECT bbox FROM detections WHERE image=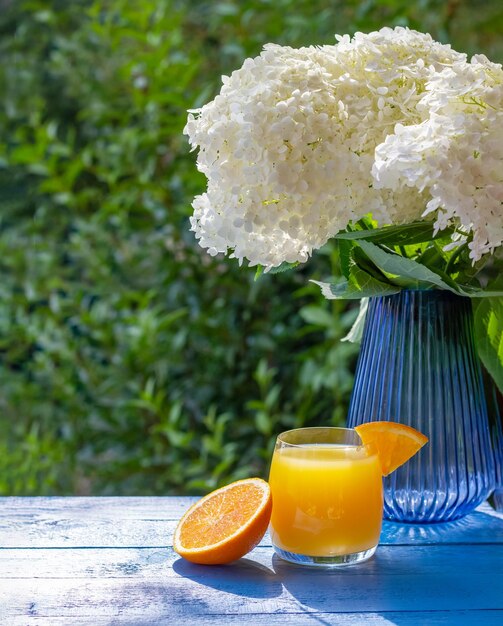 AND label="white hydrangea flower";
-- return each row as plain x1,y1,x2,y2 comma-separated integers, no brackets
373,55,503,261
184,26,501,267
